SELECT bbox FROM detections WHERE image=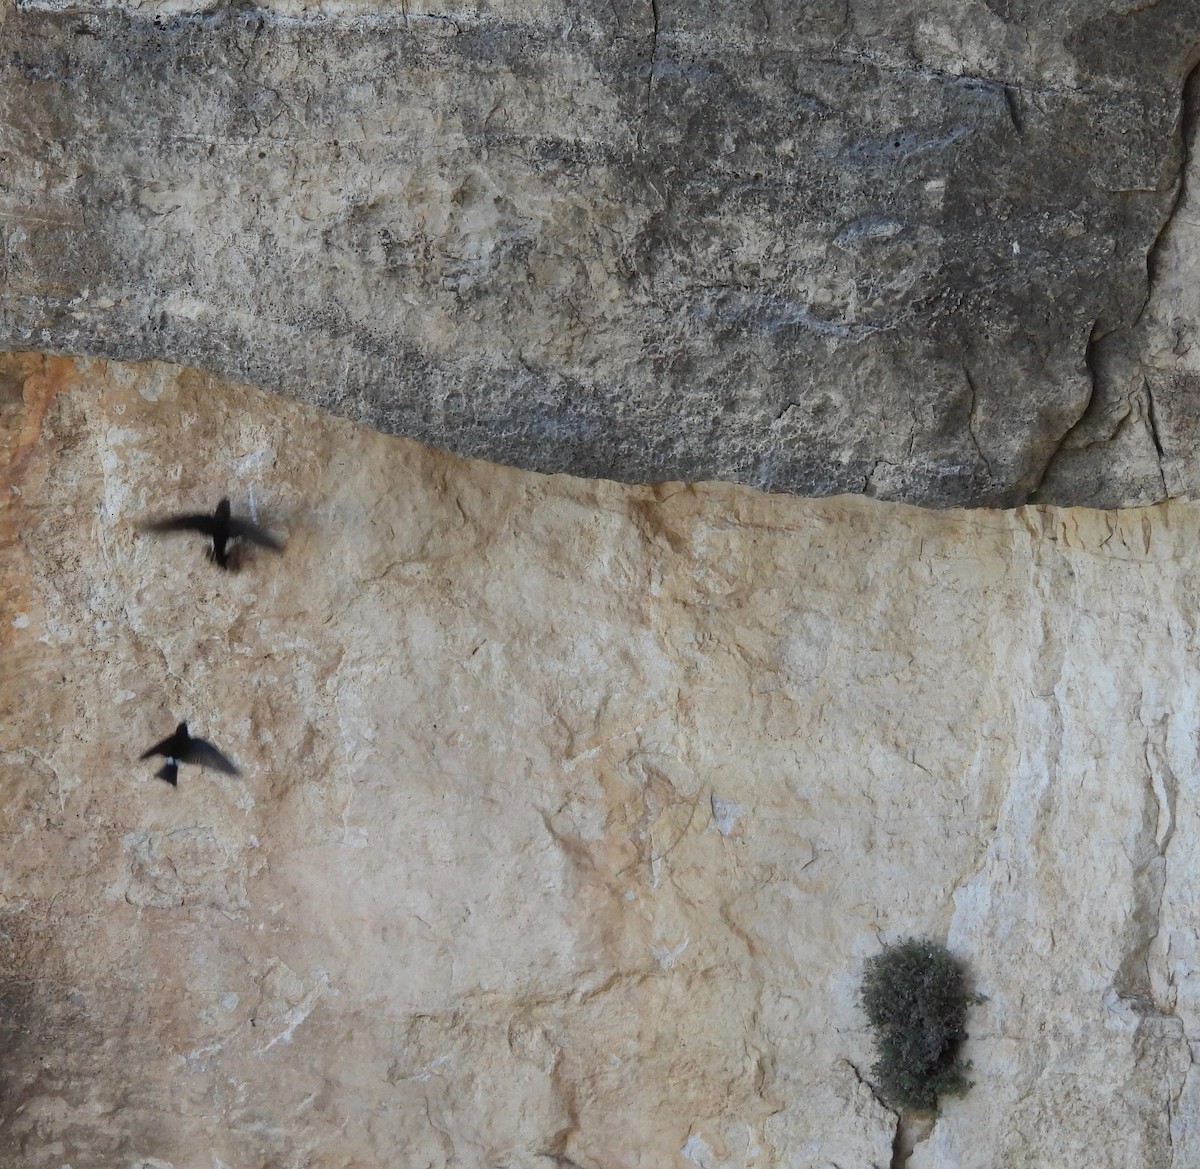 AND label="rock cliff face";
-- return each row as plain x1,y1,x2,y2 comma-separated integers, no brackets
3,353,1200,1167
6,2,1200,1163
1,0,1198,506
